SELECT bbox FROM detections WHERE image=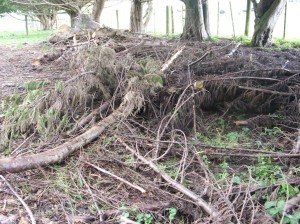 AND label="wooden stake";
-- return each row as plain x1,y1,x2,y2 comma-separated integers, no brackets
217,1,220,36
25,15,29,36
116,10,119,29
283,2,287,39
166,6,169,36
229,2,235,37
171,6,174,34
